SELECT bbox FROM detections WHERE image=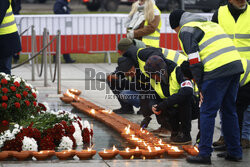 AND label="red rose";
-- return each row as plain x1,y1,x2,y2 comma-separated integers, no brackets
0,85,1,88
10,86,16,92
32,93,37,98
2,88,8,94
25,100,30,106
1,103,7,109
14,81,20,87
23,91,28,97
16,94,21,99
2,95,8,101
33,101,37,106
25,86,31,91
1,79,8,84
2,120,9,126
15,102,21,108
